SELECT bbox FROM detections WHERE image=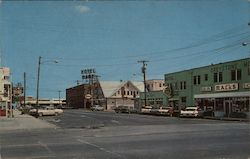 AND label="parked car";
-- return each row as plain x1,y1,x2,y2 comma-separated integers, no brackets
90,105,104,111
149,107,173,116
140,106,152,114
114,106,131,113
29,106,63,117
180,107,203,117
157,107,173,116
